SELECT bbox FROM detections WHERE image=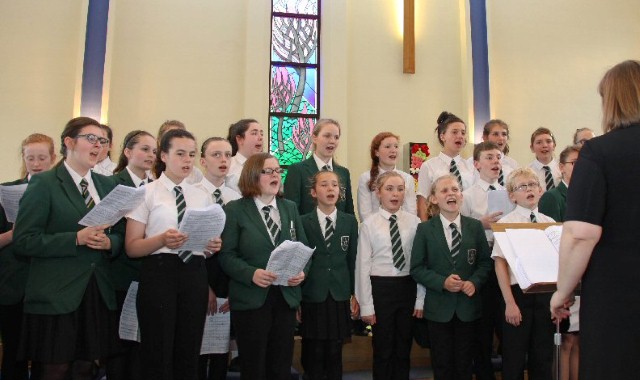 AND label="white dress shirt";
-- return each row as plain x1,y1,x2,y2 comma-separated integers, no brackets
438,213,462,250
312,153,333,171
316,207,338,237
528,159,561,190
254,197,280,246
126,167,152,188
92,156,116,176
65,161,102,205
196,178,241,205
357,167,417,221
226,153,248,192
127,172,212,256
356,208,425,316
461,178,505,243
417,152,474,197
